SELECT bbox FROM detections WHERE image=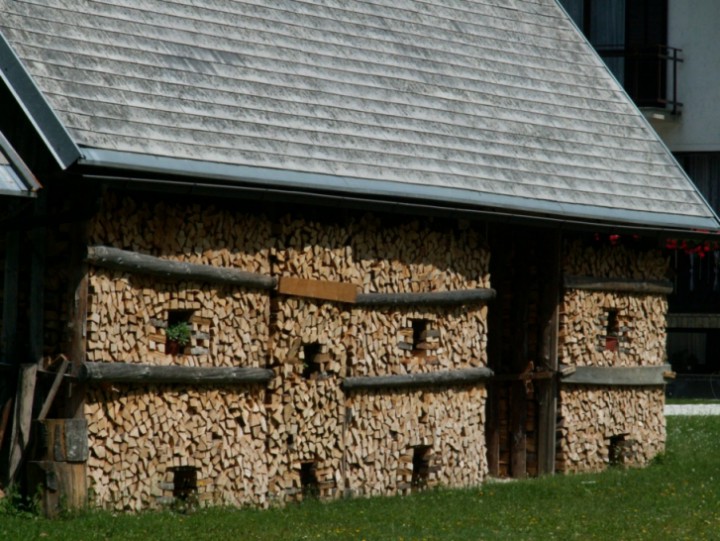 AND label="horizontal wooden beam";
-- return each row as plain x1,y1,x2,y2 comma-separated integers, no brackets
80,362,273,385
560,364,672,386
86,246,277,290
355,288,496,307
563,276,672,295
343,367,493,391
